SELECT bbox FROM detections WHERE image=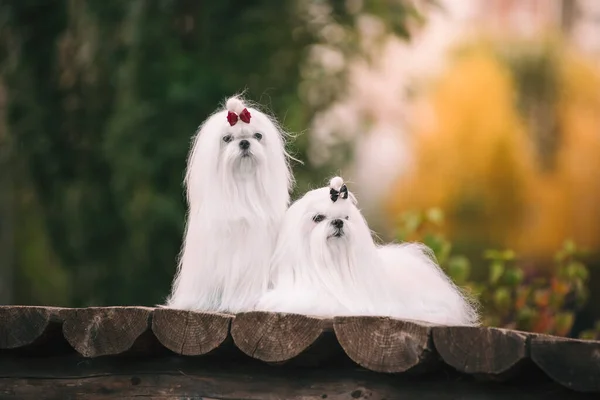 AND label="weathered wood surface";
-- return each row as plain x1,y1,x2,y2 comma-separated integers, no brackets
531,335,600,393
0,355,593,400
152,308,232,355
334,317,437,373
1,306,600,394
433,326,531,378
0,306,66,349
231,311,335,363
62,307,152,357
